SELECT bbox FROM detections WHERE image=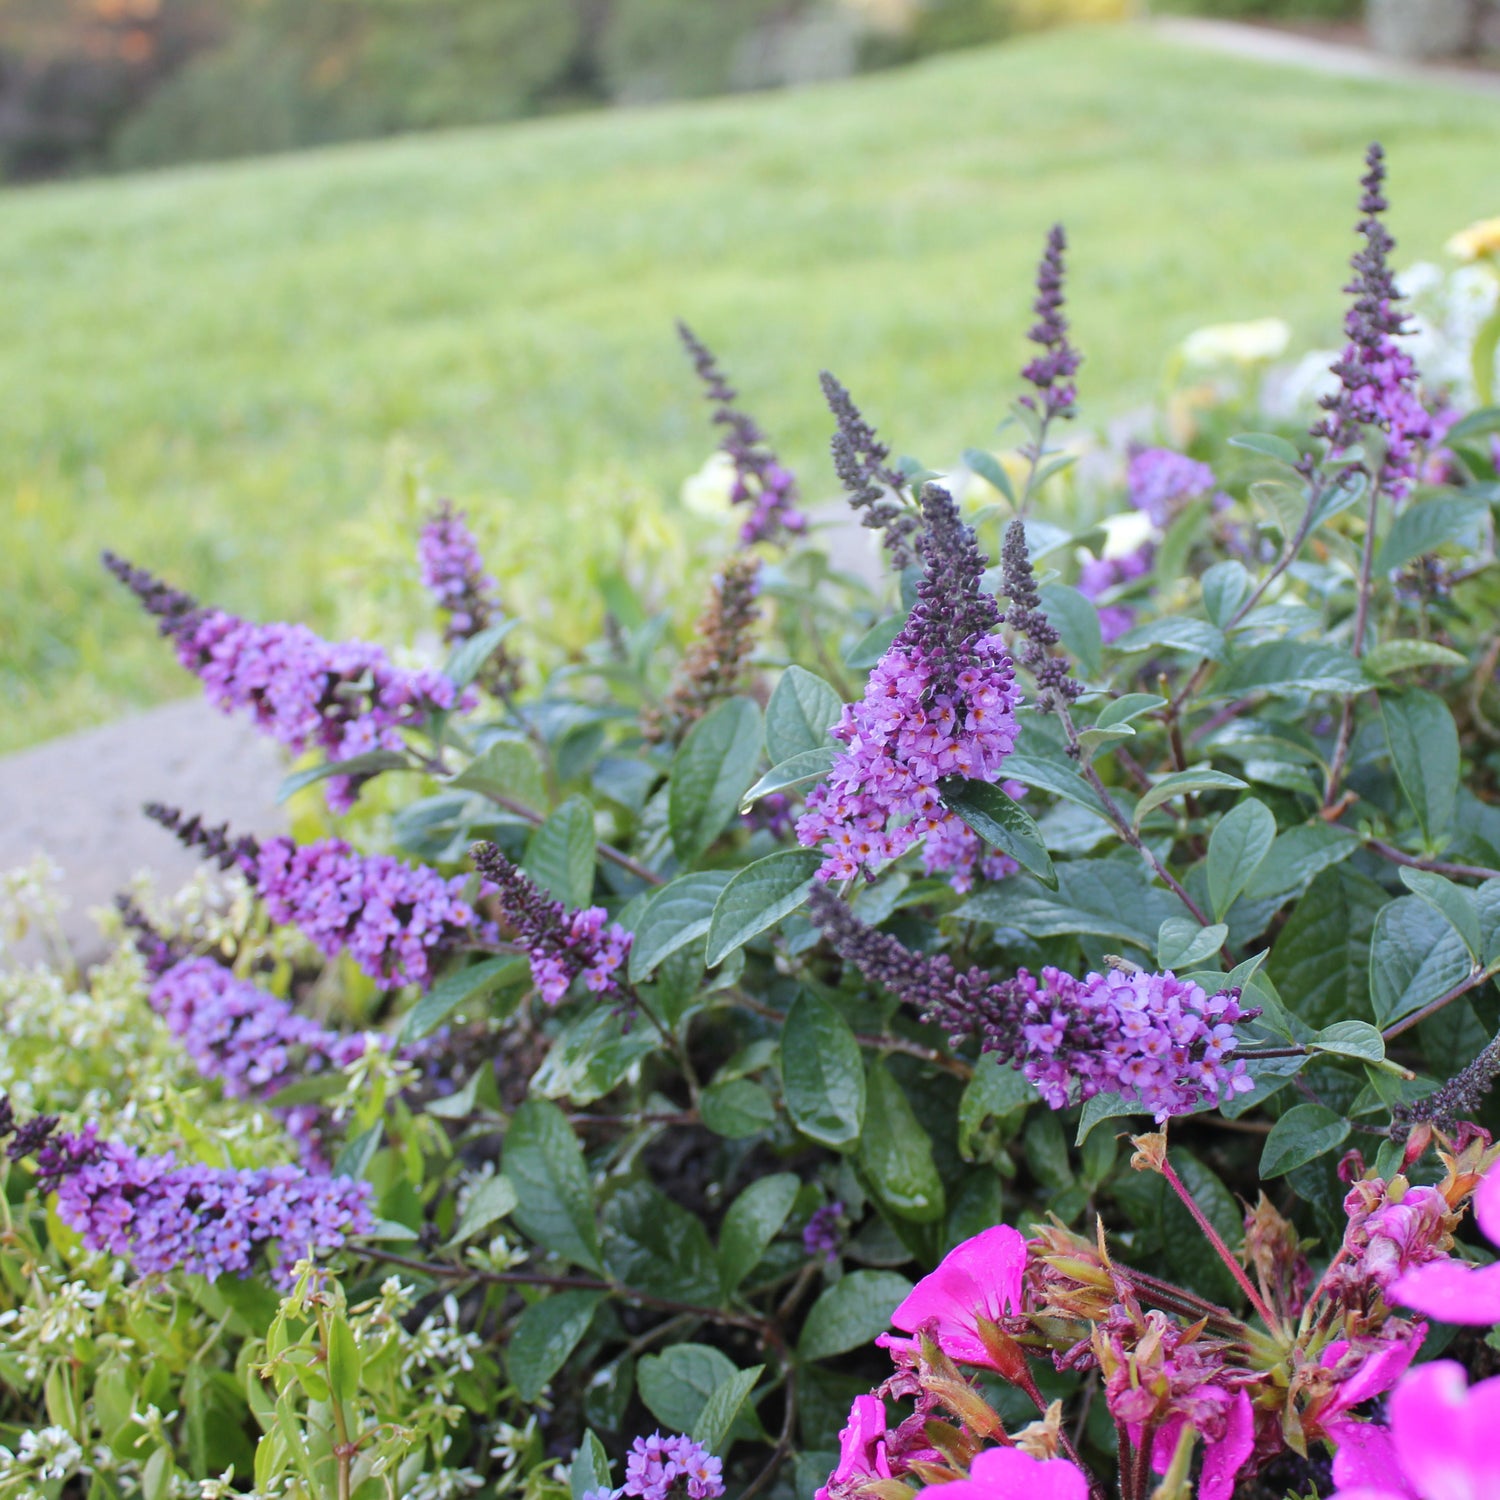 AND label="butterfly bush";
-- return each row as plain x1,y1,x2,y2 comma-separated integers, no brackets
15,139,1500,1500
